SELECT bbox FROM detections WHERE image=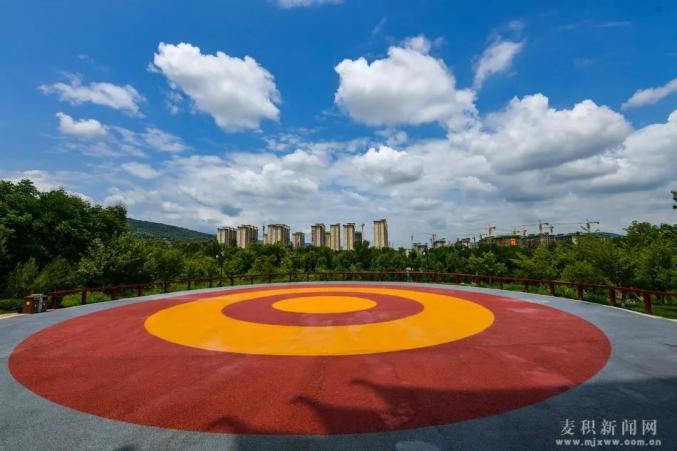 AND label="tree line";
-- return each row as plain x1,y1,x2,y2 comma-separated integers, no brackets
1,180,675,303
